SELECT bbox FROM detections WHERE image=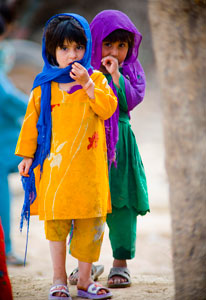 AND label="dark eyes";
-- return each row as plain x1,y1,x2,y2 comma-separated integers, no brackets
103,42,127,48
61,45,85,51
104,42,112,47
76,45,85,50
